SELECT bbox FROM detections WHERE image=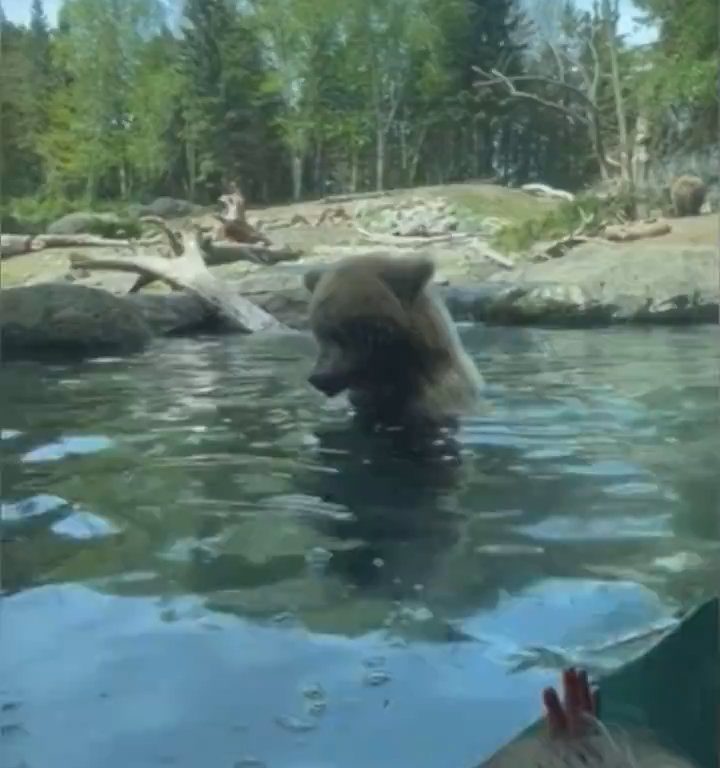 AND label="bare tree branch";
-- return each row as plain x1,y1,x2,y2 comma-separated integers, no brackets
473,64,622,178
70,228,284,333
473,66,600,116
473,66,588,124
